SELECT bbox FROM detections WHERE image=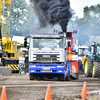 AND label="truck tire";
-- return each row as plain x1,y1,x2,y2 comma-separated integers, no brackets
84,57,92,77
30,74,35,80
92,62,100,78
66,74,70,81
59,74,65,81
66,65,70,81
